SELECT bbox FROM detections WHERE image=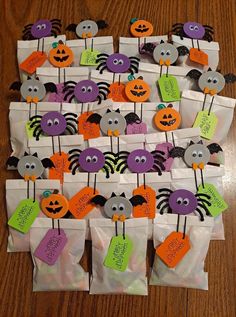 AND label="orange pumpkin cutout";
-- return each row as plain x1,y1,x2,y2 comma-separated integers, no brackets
41,190,69,219
154,106,181,132
49,41,74,68
130,19,153,37
125,78,151,102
